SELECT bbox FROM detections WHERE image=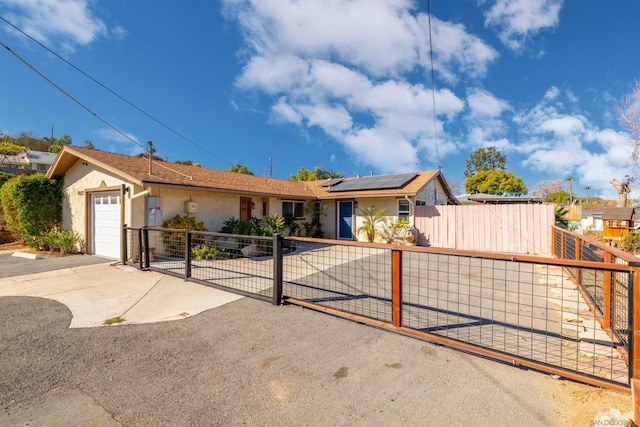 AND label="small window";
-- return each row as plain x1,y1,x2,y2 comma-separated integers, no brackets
621,221,627,227
282,201,305,218
398,199,411,220
415,200,426,206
